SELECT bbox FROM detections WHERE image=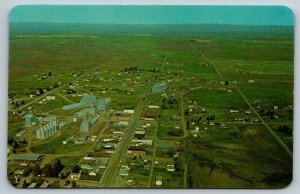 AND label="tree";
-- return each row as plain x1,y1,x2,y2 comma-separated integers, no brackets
71,181,77,188
48,72,53,76
224,80,229,85
277,125,293,136
23,167,31,176
15,101,19,108
174,157,185,171
38,88,44,95
65,180,71,185
184,109,189,116
22,180,29,188
72,165,81,173
32,163,41,176
53,160,64,177
43,164,54,177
